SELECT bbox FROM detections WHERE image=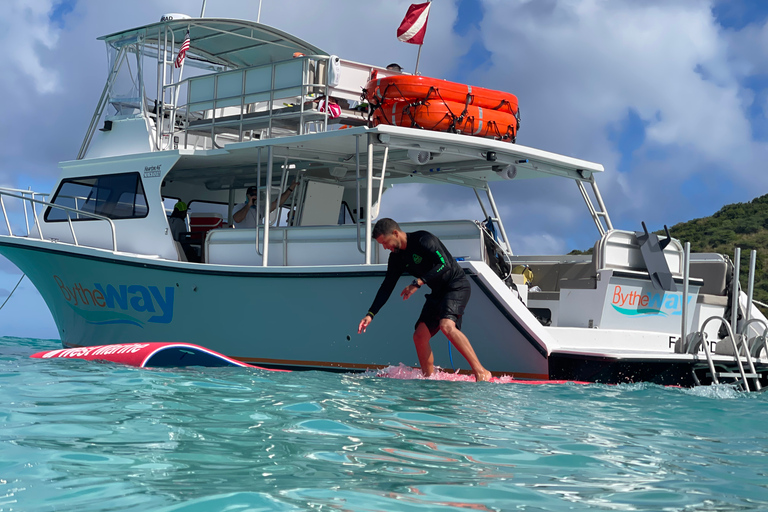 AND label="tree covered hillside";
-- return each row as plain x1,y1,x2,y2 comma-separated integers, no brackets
667,194,768,305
